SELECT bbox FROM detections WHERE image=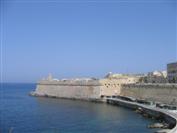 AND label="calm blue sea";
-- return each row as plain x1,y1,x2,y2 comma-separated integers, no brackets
0,83,158,133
